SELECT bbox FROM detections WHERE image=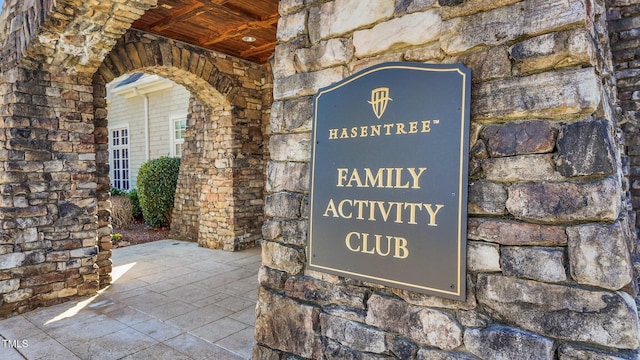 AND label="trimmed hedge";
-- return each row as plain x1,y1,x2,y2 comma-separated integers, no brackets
137,156,181,228
126,188,142,220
